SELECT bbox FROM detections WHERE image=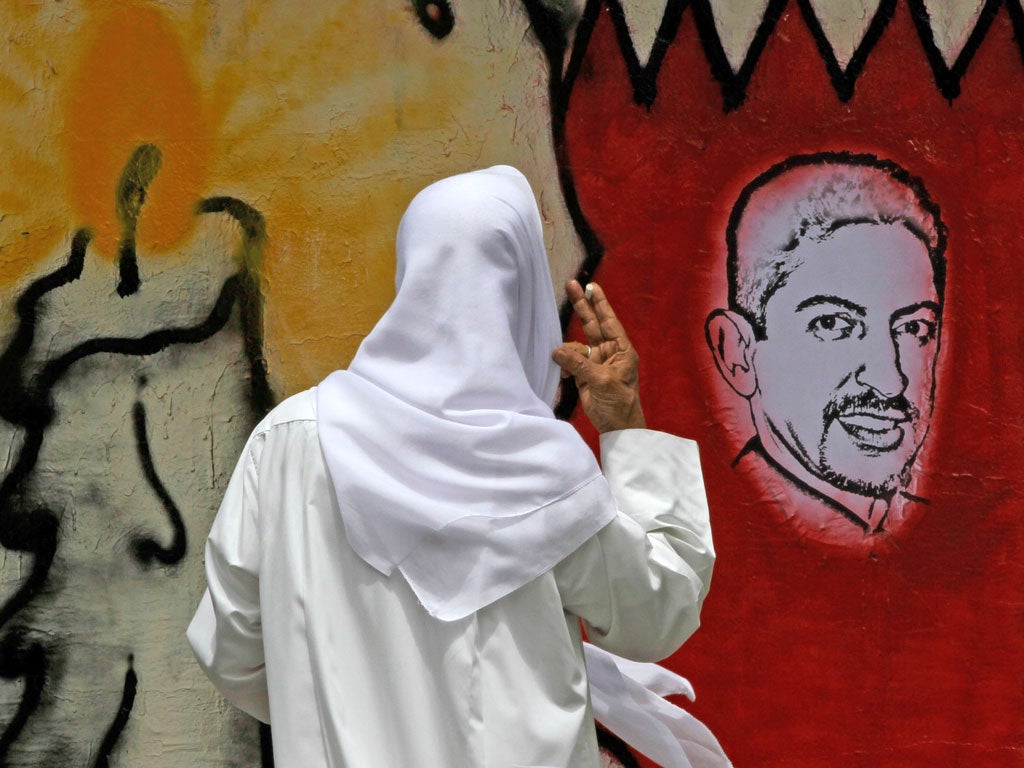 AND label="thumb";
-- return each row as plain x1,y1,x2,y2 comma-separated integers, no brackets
552,344,601,383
